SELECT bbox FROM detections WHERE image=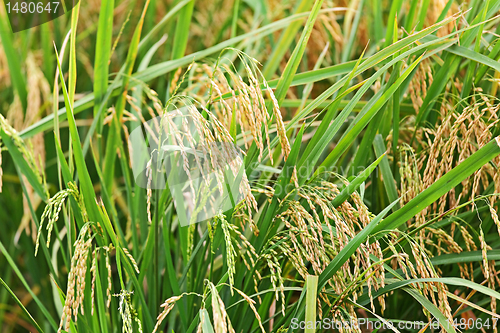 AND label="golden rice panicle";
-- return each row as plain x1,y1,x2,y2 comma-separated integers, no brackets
0,114,48,199
232,193,259,236
58,225,92,332
196,311,205,333
230,221,258,270
406,238,455,322
493,296,498,333
399,145,423,208
407,58,433,112
23,53,50,171
259,234,304,314
4,87,50,246
90,248,97,316
262,176,397,318
426,0,459,37
417,97,500,218
195,49,291,162
480,227,490,280
233,287,265,333
169,67,183,96
59,265,76,331
490,203,500,237
262,78,291,160
267,252,286,315
145,158,153,225
153,295,182,333
203,59,267,159
430,228,463,255
250,55,291,160
459,226,477,280
74,237,92,316
104,245,113,308
211,285,227,333
206,281,237,333
3,55,50,217
123,247,140,274
488,263,500,333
